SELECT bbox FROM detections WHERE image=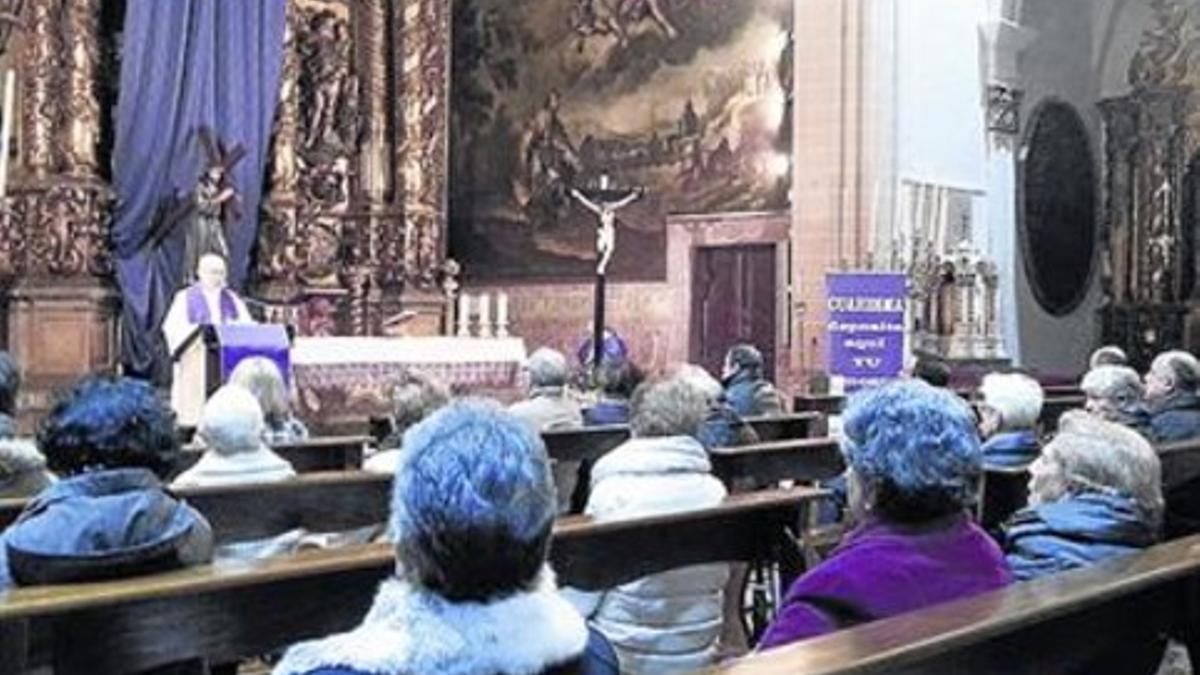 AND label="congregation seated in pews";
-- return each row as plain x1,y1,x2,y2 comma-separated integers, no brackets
10,338,1200,674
